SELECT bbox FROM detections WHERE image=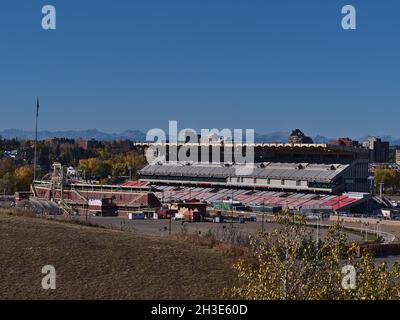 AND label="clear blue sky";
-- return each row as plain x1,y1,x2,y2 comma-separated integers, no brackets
0,0,399,137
